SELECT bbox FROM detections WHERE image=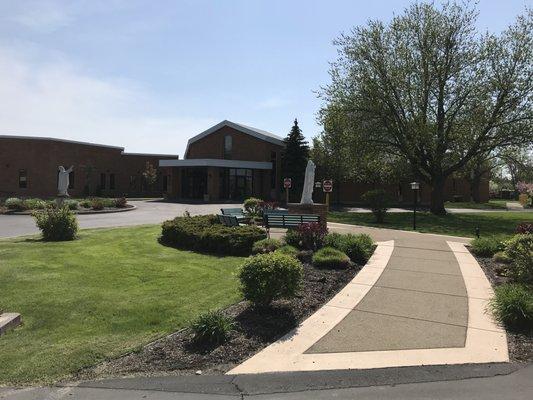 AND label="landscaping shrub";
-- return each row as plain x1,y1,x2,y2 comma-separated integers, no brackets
79,199,92,208
243,197,263,217
324,232,374,264
490,284,533,332
493,251,511,264
504,234,533,284
470,236,506,257
33,207,78,241
239,252,303,307
275,245,300,258
91,198,105,210
252,238,282,254
312,247,351,269
23,198,47,210
190,310,234,346
115,197,128,208
5,197,26,211
161,215,265,256
64,199,79,210
284,222,328,250
361,189,391,223
516,222,533,235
